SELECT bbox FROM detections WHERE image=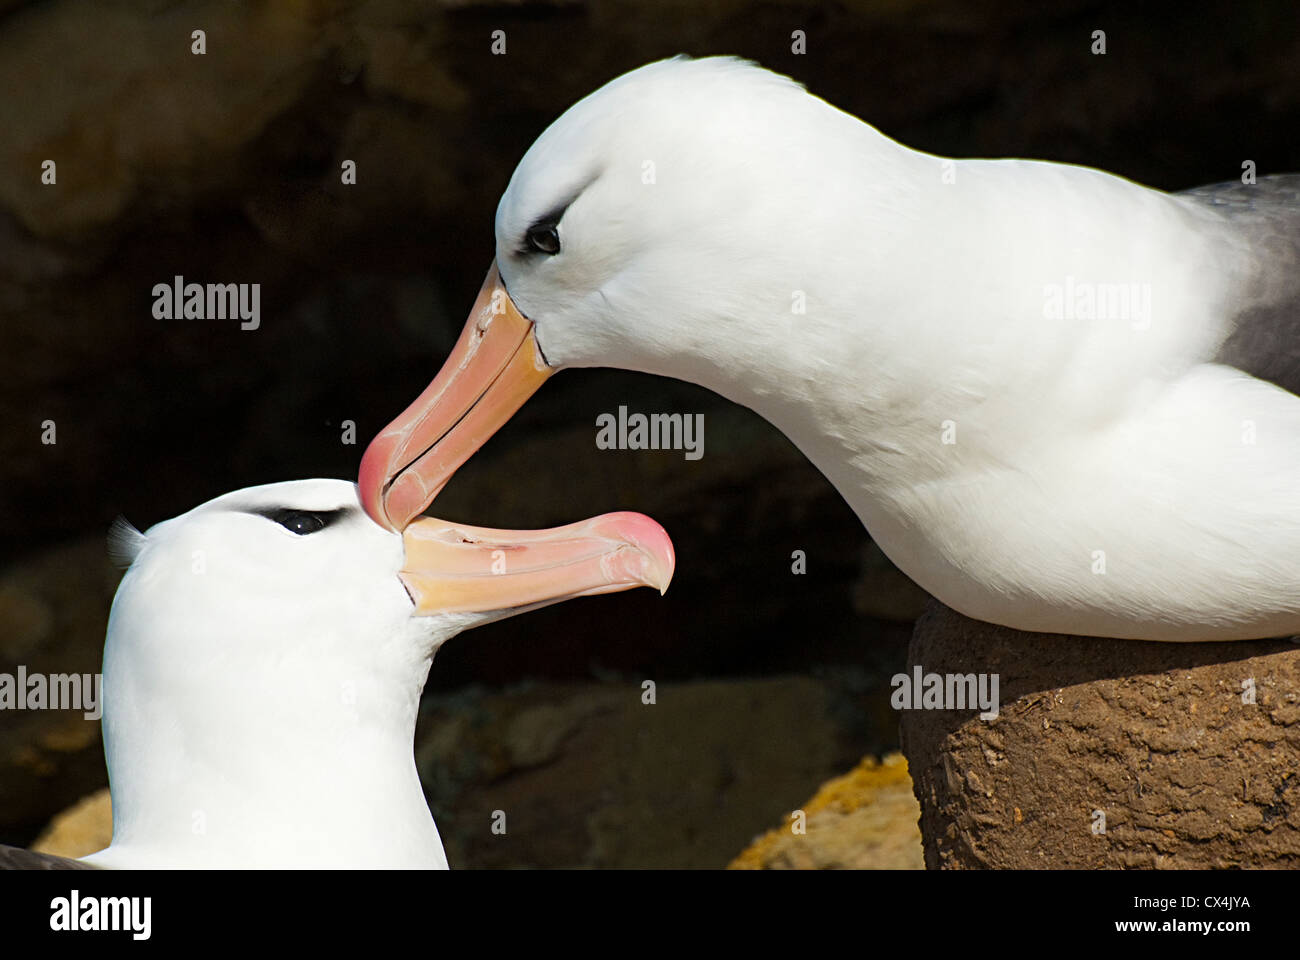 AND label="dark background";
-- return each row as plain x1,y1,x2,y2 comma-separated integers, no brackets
2,0,1298,864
